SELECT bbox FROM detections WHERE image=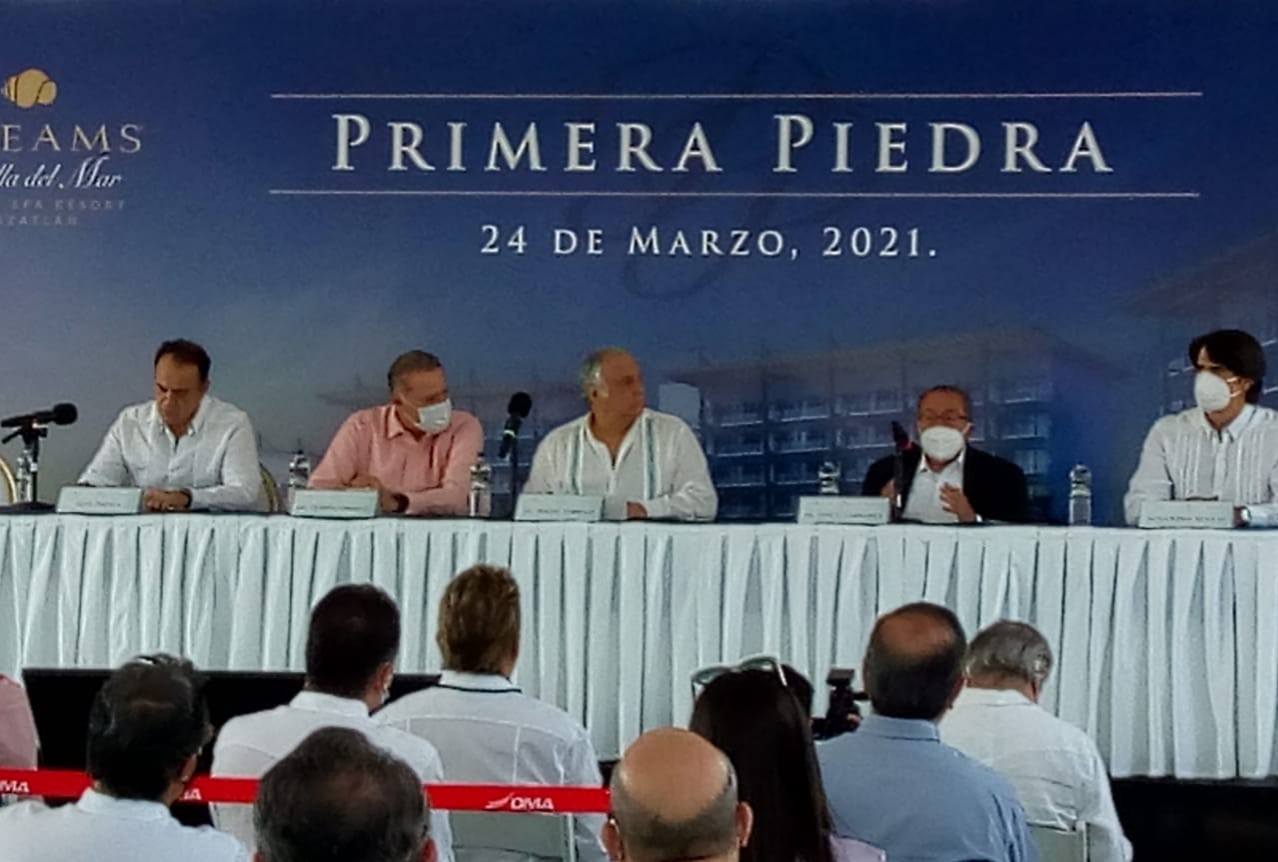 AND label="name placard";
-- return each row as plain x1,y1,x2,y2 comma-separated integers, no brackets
56,486,143,515
514,493,604,523
289,489,378,519
796,495,891,526
1138,500,1236,529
